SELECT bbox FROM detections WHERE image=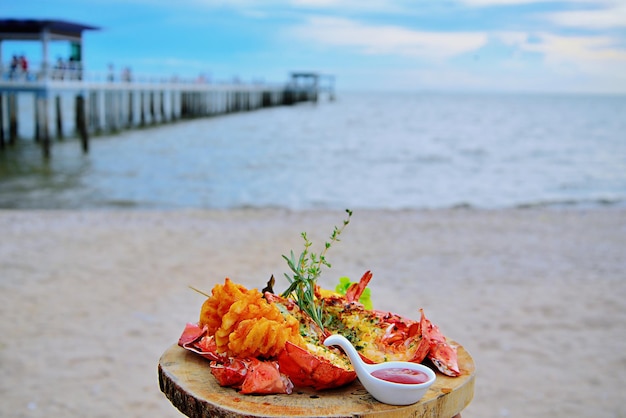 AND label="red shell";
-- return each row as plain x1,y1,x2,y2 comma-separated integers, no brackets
277,342,357,390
